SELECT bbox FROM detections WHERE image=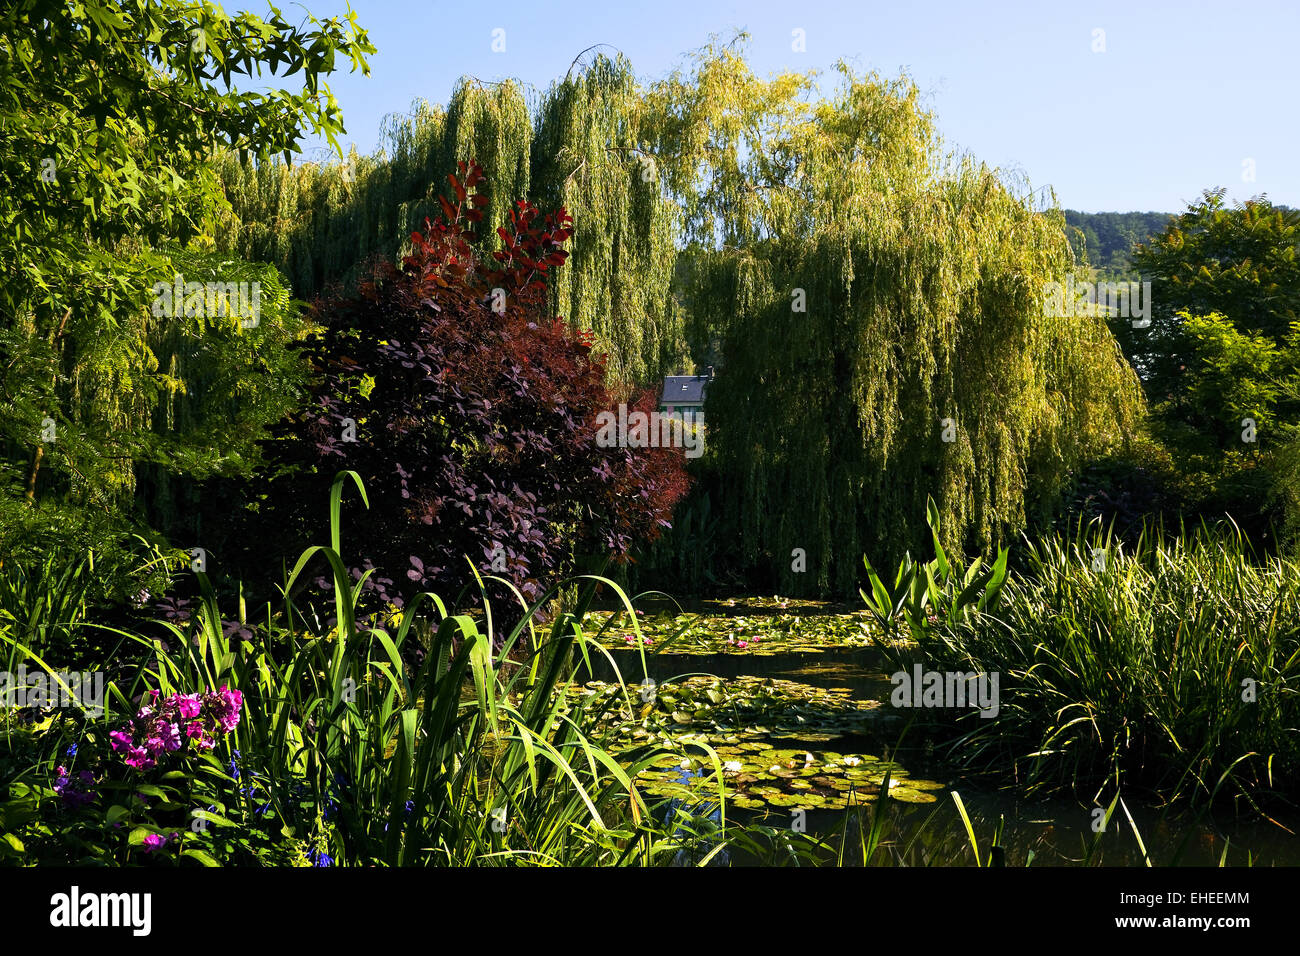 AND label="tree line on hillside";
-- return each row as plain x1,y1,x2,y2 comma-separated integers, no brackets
1064,210,1173,277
